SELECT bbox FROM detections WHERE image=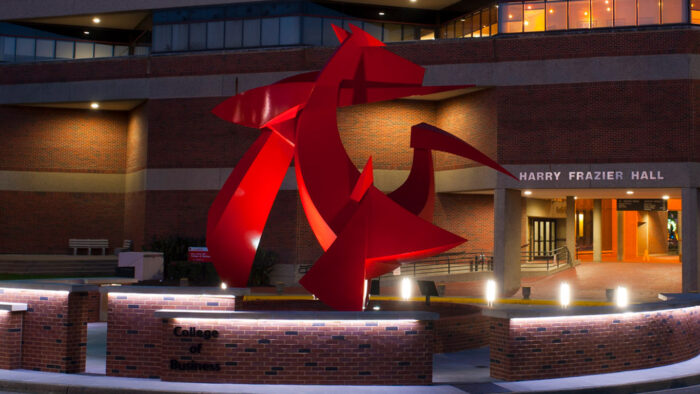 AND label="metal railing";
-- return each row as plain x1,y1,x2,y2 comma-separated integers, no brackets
520,246,571,271
299,251,494,278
